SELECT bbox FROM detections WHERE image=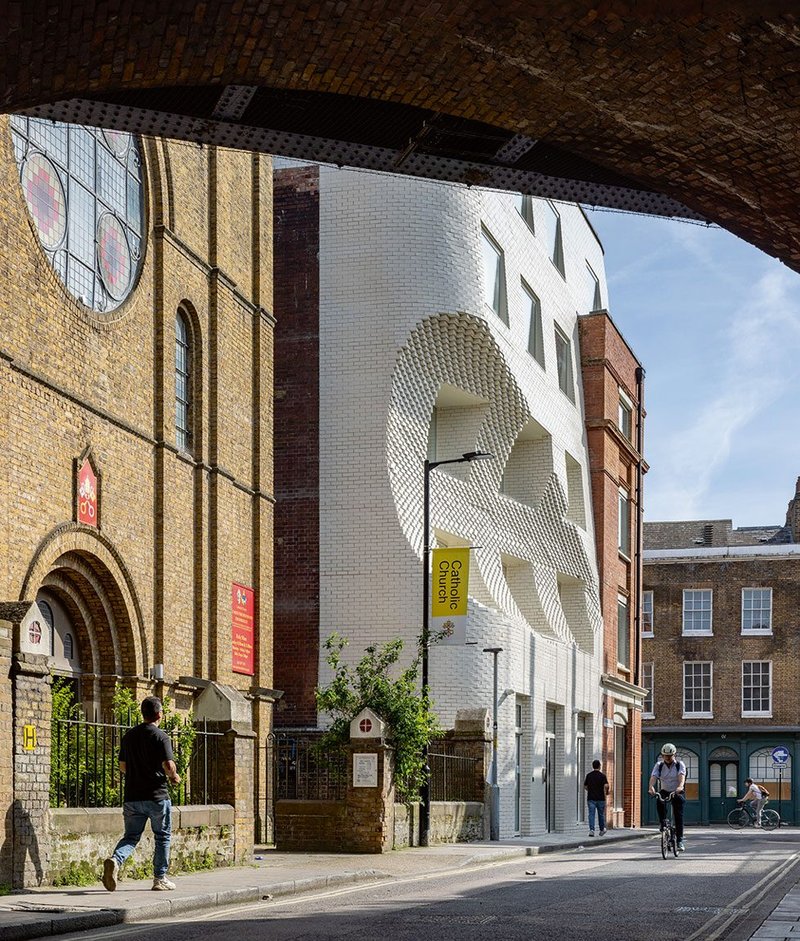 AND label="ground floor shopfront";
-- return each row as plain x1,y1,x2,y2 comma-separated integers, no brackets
642,731,797,827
